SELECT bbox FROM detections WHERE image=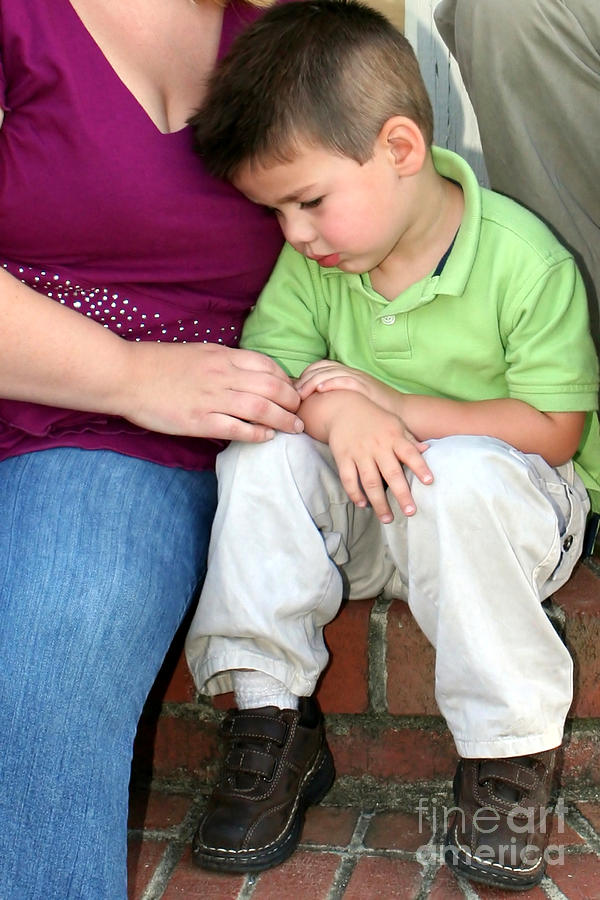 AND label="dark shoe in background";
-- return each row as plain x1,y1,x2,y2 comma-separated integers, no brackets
192,697,335,873
444,749,558,891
